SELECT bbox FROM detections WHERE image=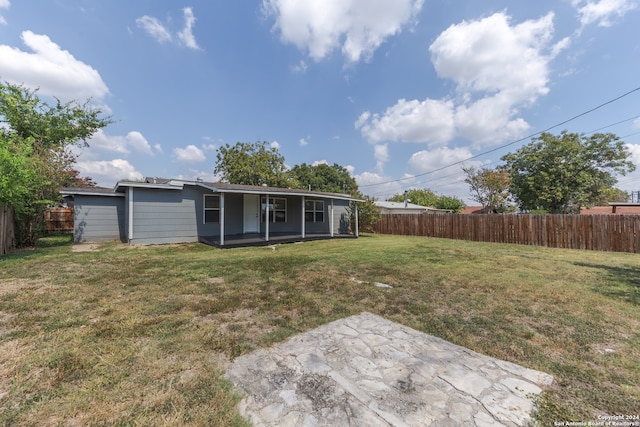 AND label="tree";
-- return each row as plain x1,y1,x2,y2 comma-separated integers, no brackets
289,162,357,193
501,132,635,213
0,82,111,247
388,188,465,213
388,189,439,207
462,165,514,213
214,141,294,187
350,194,381,233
